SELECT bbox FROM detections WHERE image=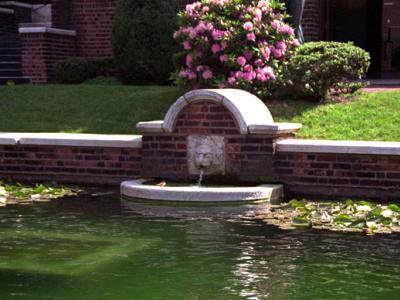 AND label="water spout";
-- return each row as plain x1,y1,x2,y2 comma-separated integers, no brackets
197,168,205,187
